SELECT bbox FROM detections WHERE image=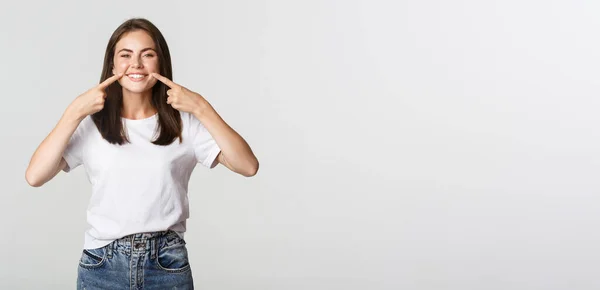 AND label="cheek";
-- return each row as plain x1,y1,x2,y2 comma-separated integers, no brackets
113,62,129,74
144,59,159,71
